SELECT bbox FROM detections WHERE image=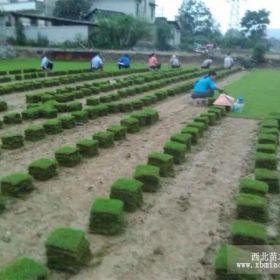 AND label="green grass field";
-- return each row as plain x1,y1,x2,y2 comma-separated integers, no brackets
224,69,280,119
